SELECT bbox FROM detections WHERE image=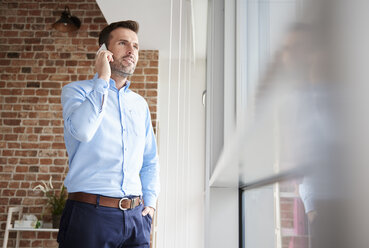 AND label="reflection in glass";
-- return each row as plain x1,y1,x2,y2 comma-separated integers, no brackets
242,179,317,248
237,0,369,247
